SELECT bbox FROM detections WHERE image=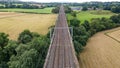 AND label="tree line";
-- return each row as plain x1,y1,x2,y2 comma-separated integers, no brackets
68,2,120,13
0,2,120,13
52,6,72,13
68,11,120,57
0,4,44,9
0,30,50,68
0,1,45,9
